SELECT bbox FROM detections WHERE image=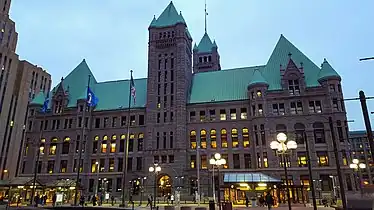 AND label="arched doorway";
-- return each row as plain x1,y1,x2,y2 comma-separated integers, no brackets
158,175,172,197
